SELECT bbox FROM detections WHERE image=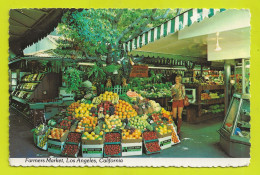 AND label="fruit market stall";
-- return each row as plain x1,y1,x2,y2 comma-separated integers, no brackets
31,91,180,157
